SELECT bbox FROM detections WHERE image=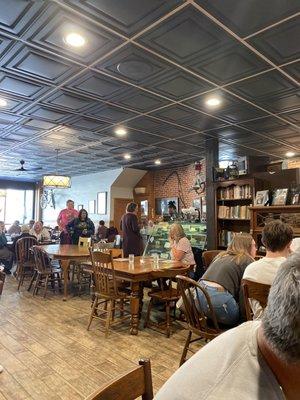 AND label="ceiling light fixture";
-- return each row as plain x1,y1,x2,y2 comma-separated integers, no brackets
0,98,8,107
155,159,161,165
124,153,131,160
115,127,127,136
286,151,295,158
206,97,221,107
65,32,85,47
42,149,71,189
